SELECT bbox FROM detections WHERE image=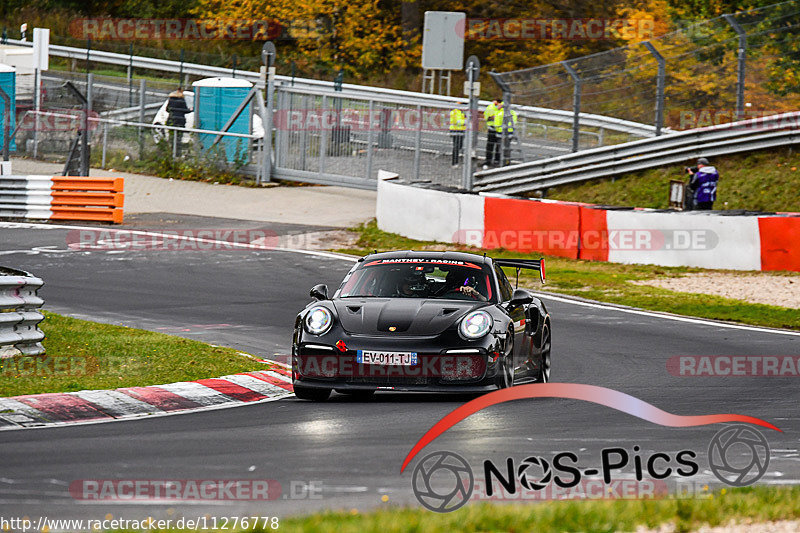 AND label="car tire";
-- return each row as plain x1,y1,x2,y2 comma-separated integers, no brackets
336,390,375,400
535,322,551,383
495,331,515,389
293,385,331,401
